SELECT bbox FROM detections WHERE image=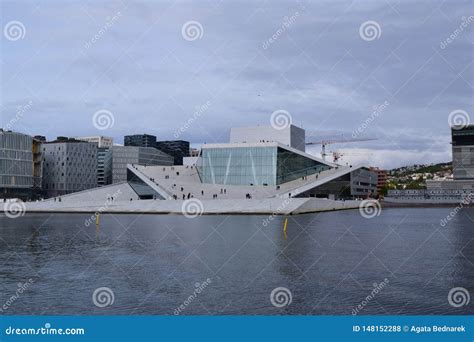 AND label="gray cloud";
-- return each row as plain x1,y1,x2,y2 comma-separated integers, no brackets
1,0,472,168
